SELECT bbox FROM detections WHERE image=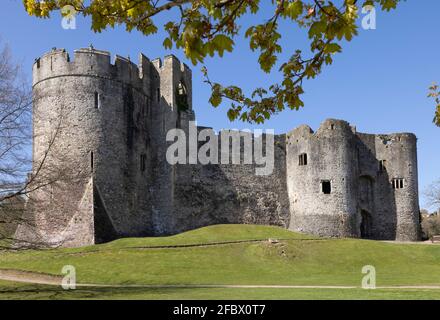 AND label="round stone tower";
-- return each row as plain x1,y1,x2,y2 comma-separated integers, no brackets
286,119,359,237
286,119,420,241
18,47,156,247
373,133,420,241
